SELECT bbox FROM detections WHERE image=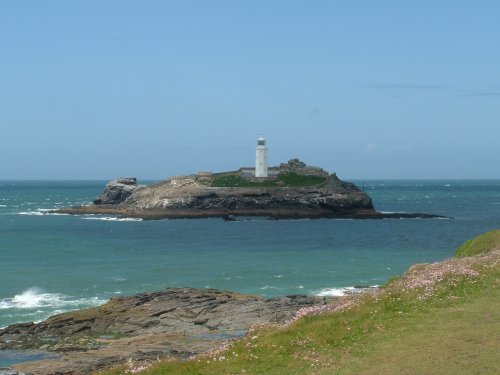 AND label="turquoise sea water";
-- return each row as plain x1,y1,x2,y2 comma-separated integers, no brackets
1,180,499,330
